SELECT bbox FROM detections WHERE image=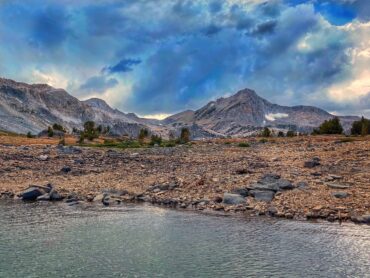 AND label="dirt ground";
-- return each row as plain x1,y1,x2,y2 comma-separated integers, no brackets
0,135,369,223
